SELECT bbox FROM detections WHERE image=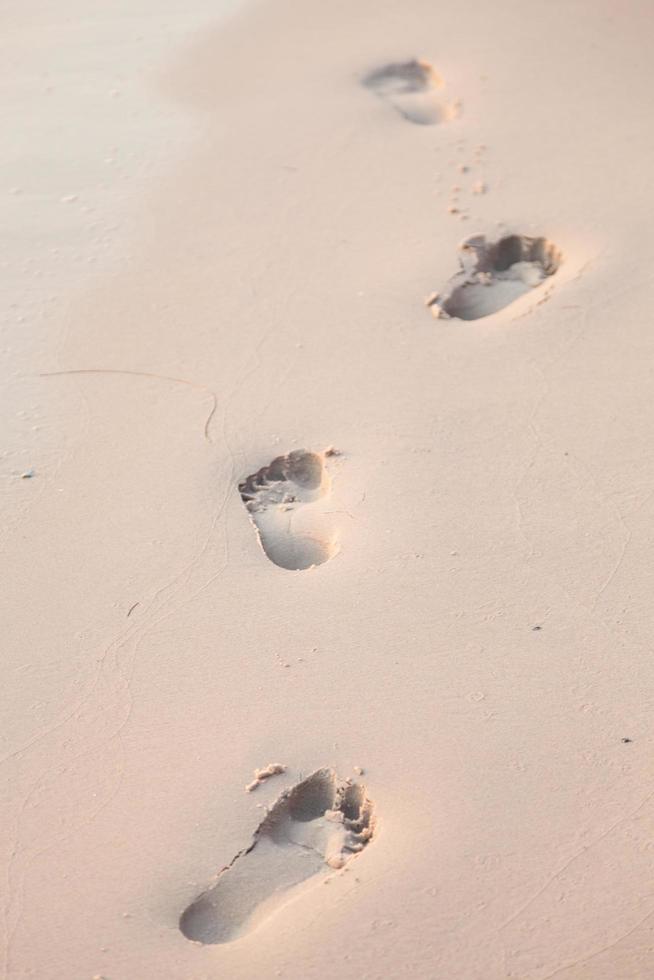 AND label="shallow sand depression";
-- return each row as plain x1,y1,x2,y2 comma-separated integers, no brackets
429,233,563,320
3,1,654,979
238,449,340,570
